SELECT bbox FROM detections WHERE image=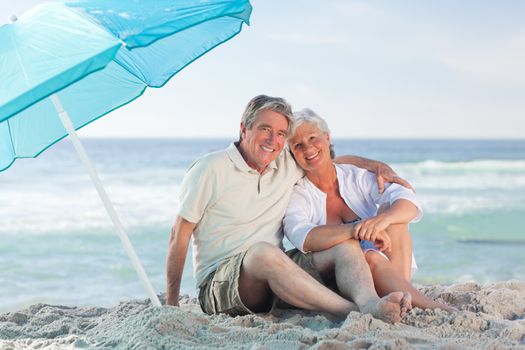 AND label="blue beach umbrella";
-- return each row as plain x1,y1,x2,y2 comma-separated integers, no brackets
0,0,251,306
